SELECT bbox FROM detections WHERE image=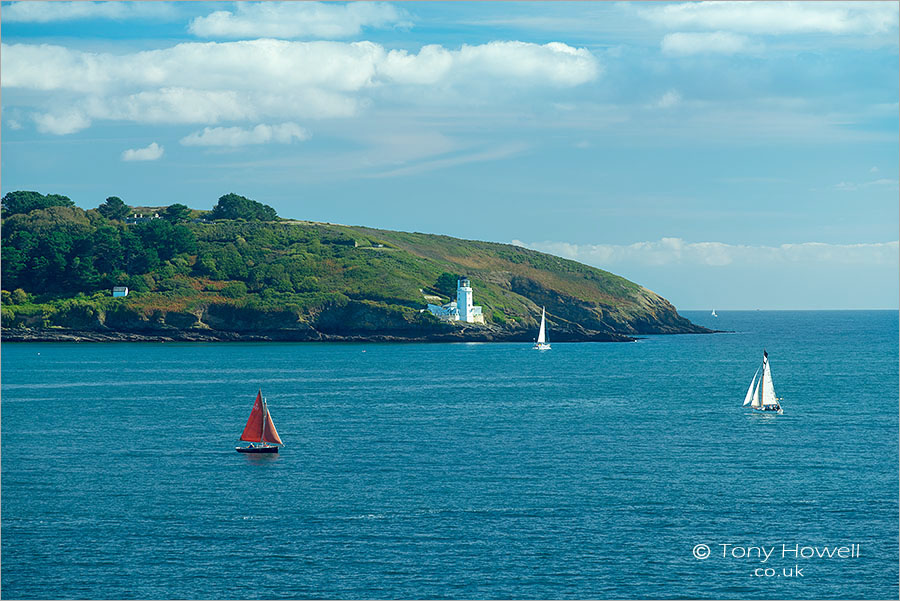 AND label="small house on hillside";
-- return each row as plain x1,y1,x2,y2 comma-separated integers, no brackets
112,286,129,297
125,212,161,224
